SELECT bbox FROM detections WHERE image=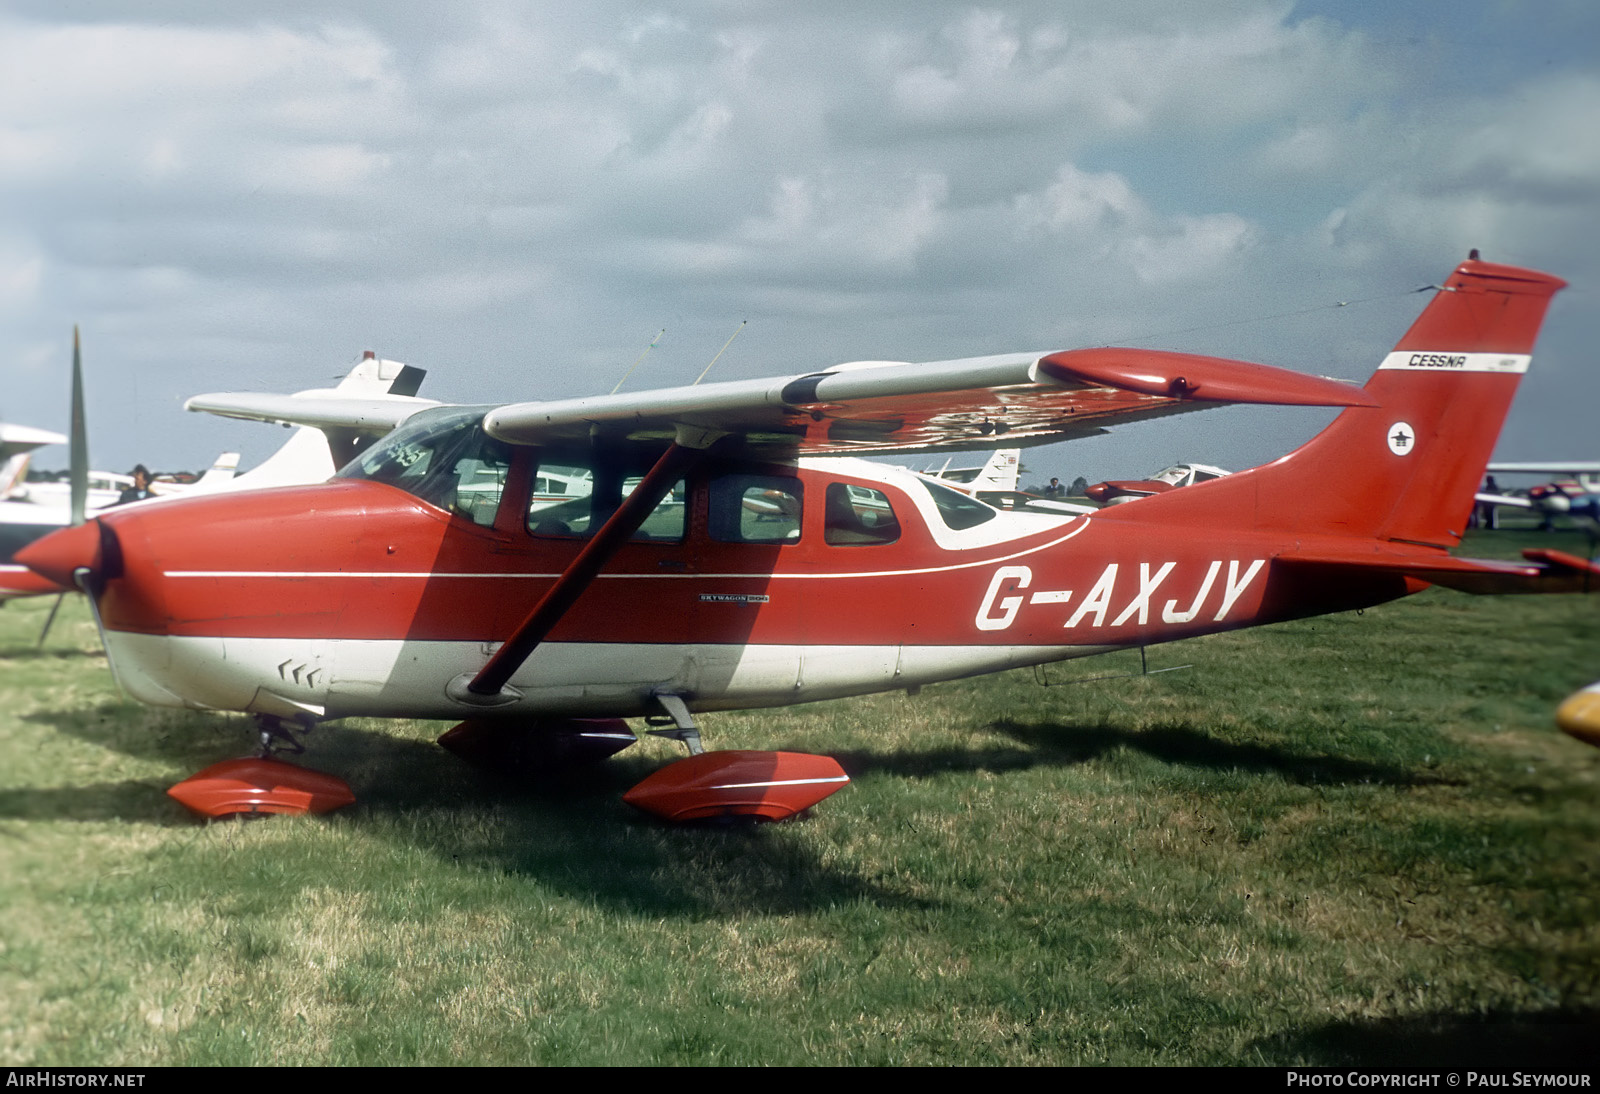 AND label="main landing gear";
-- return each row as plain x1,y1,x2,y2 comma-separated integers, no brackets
438,696,851,823
166,703,851,823
166,714,355,820
621,693,851,823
